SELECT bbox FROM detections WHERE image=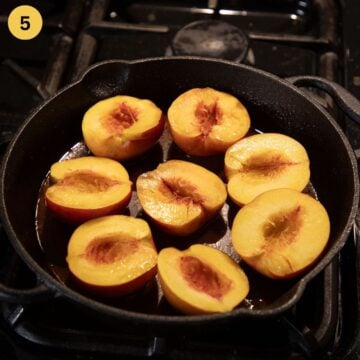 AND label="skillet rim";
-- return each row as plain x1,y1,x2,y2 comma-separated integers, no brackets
0,56,358,325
